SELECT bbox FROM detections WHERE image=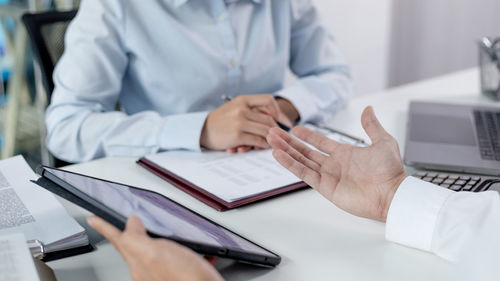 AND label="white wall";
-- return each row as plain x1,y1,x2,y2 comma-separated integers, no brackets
312,0,393,95
389,0,500,87
292,1,500,94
